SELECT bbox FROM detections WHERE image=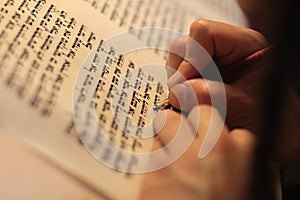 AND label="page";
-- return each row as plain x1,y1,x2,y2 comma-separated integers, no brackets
0,1,150,199
77,0,248,59
79,0,248,29
172,0,248,26
0,0,248,199
0,133,108,200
